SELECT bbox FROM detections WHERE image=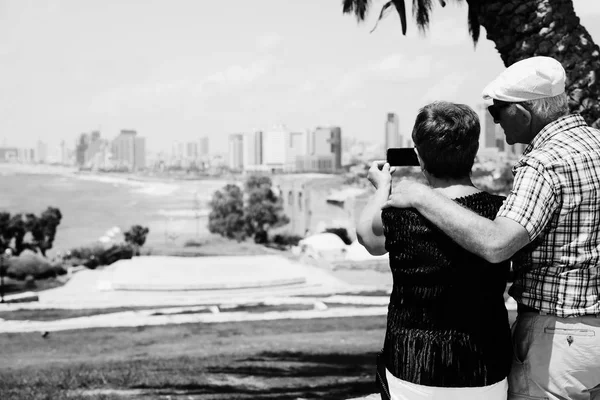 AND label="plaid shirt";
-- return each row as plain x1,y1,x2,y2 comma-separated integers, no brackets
498,114,600,317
